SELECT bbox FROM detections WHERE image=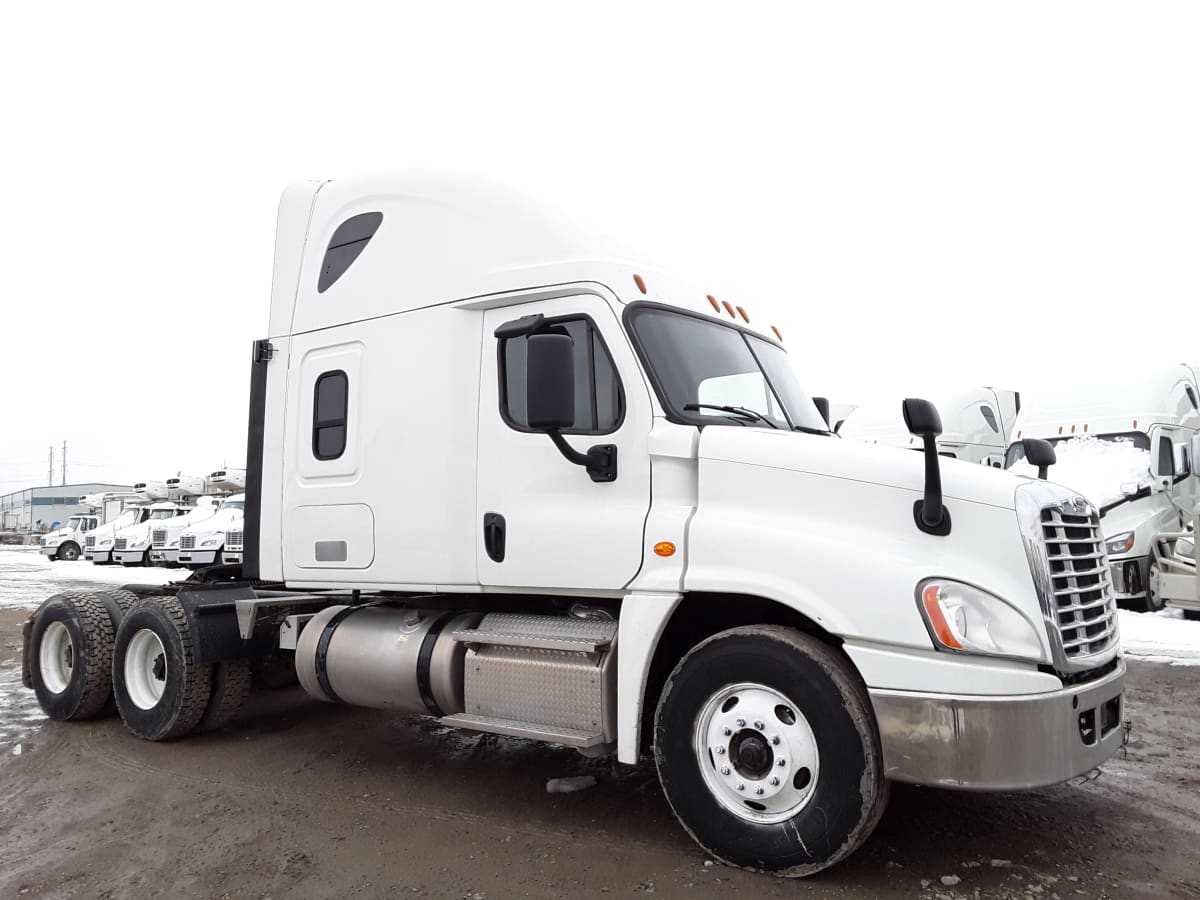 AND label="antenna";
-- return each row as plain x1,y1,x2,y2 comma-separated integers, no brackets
48,445,54,487
62,440,67,486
